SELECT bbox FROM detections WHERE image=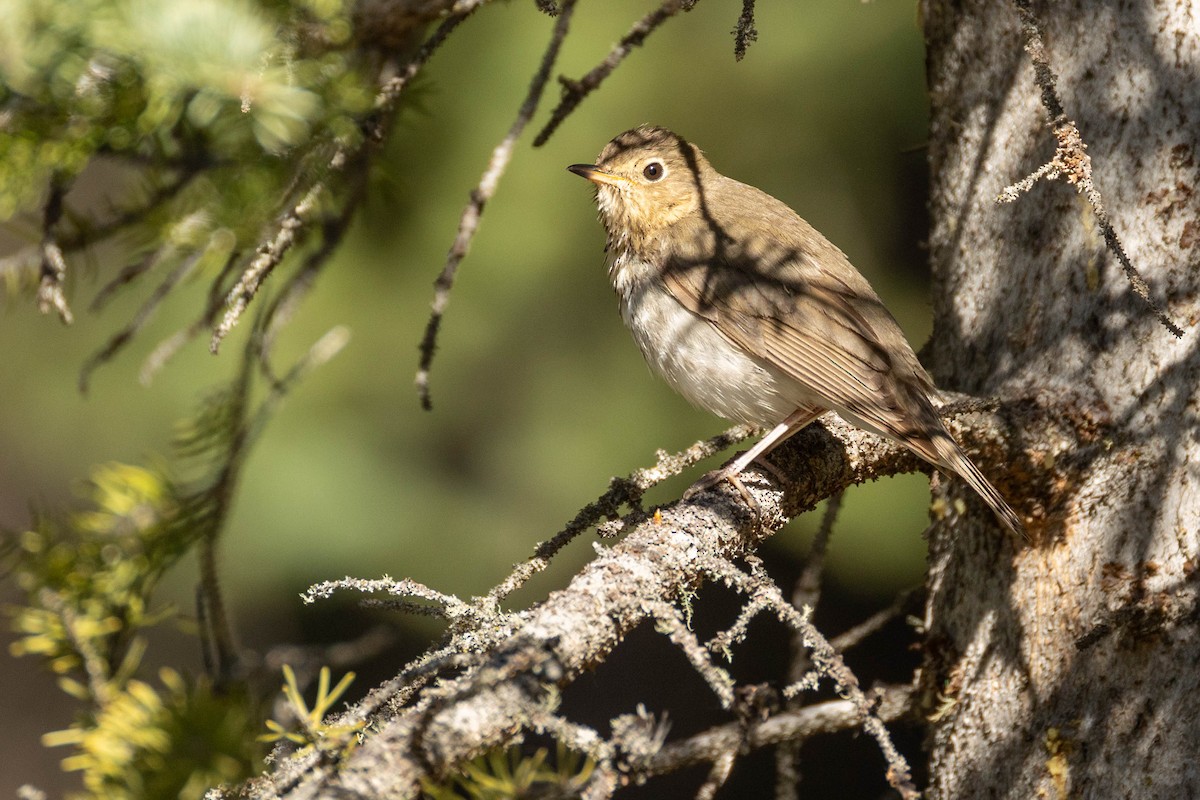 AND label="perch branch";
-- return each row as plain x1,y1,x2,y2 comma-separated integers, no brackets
228,406,1036,798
